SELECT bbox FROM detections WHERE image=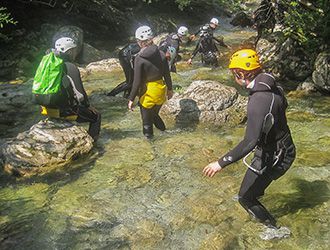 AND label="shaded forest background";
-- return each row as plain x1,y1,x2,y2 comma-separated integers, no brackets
0,0,329,80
